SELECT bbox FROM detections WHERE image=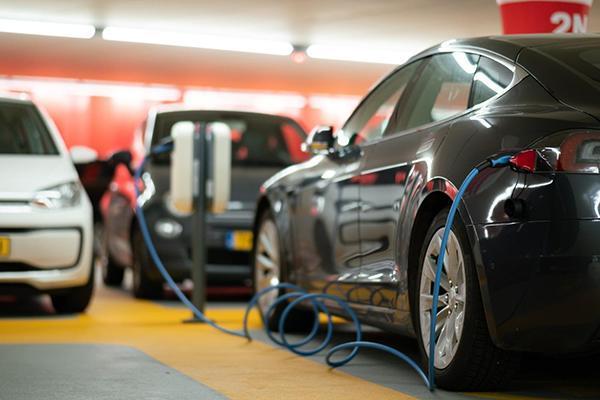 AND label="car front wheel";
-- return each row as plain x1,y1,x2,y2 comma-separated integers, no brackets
131,227,163,299
415,207,519,391
51,265,95,314
97,222,125,287
253,210,313,332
